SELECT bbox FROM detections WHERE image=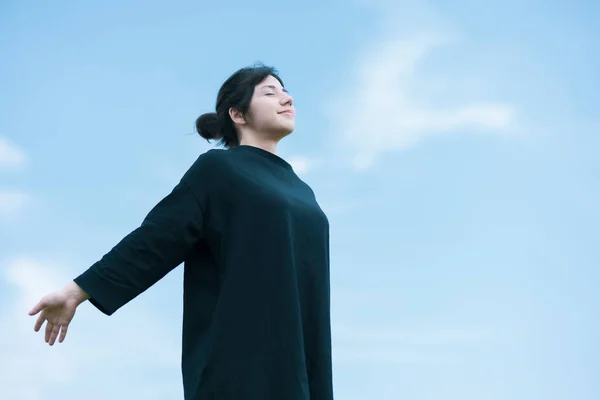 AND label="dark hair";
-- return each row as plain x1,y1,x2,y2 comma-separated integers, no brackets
195,64,284,148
